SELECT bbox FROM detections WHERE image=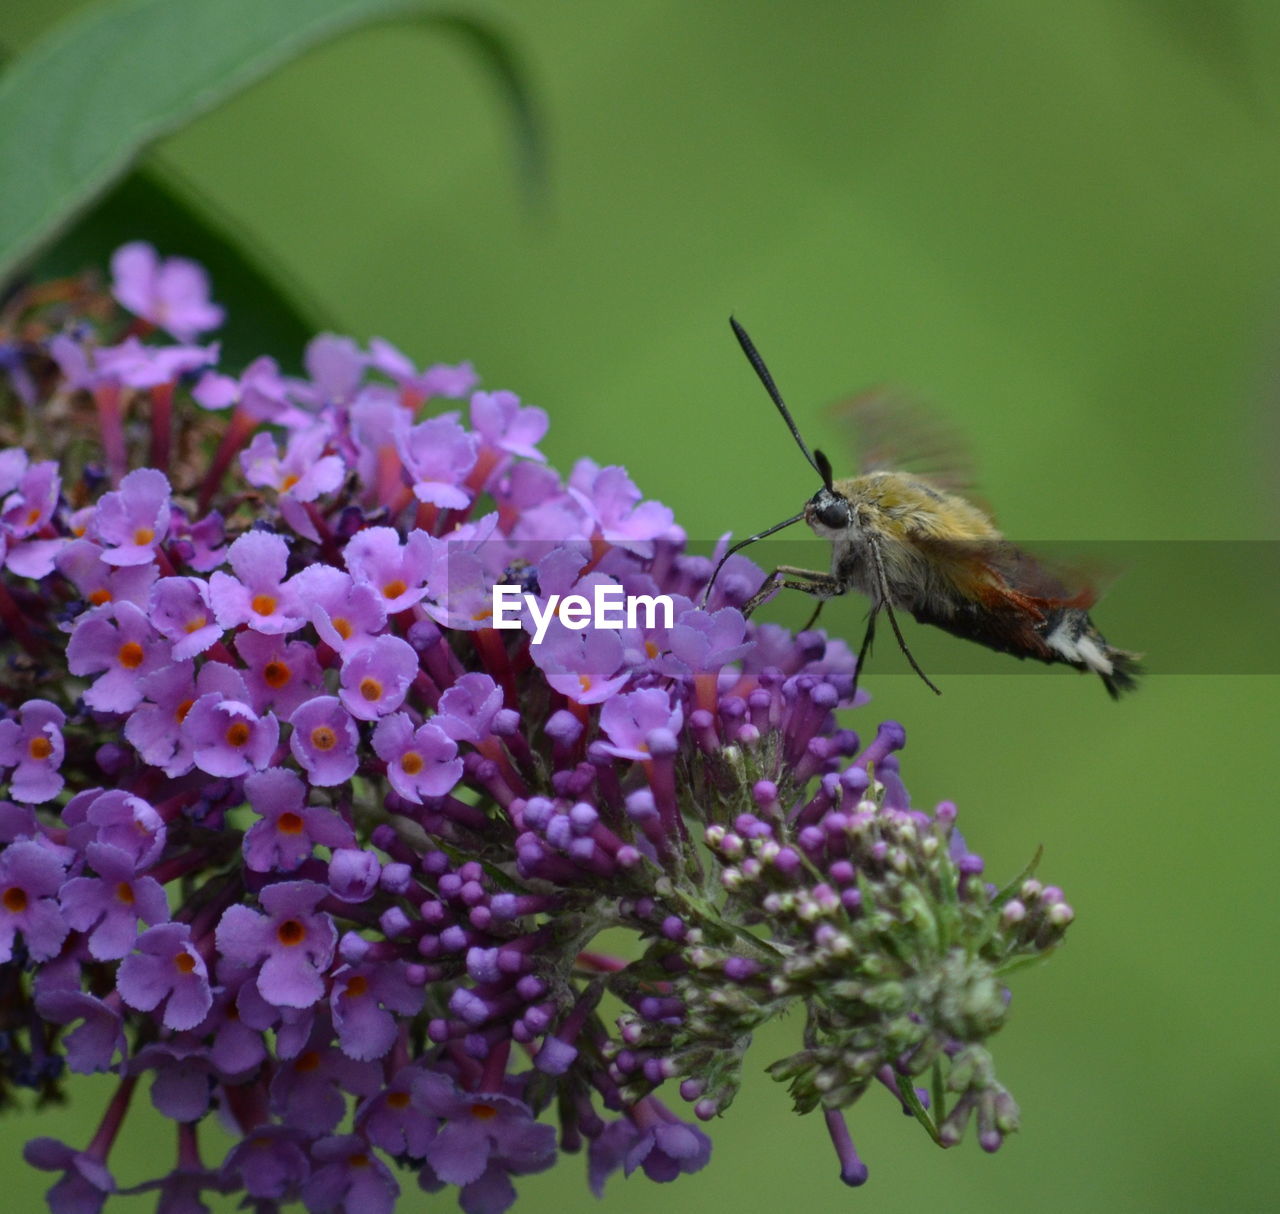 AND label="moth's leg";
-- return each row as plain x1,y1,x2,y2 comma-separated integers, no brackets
867,539,941,695
850,608,878,698
743,565,841,619
800,600,826,632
